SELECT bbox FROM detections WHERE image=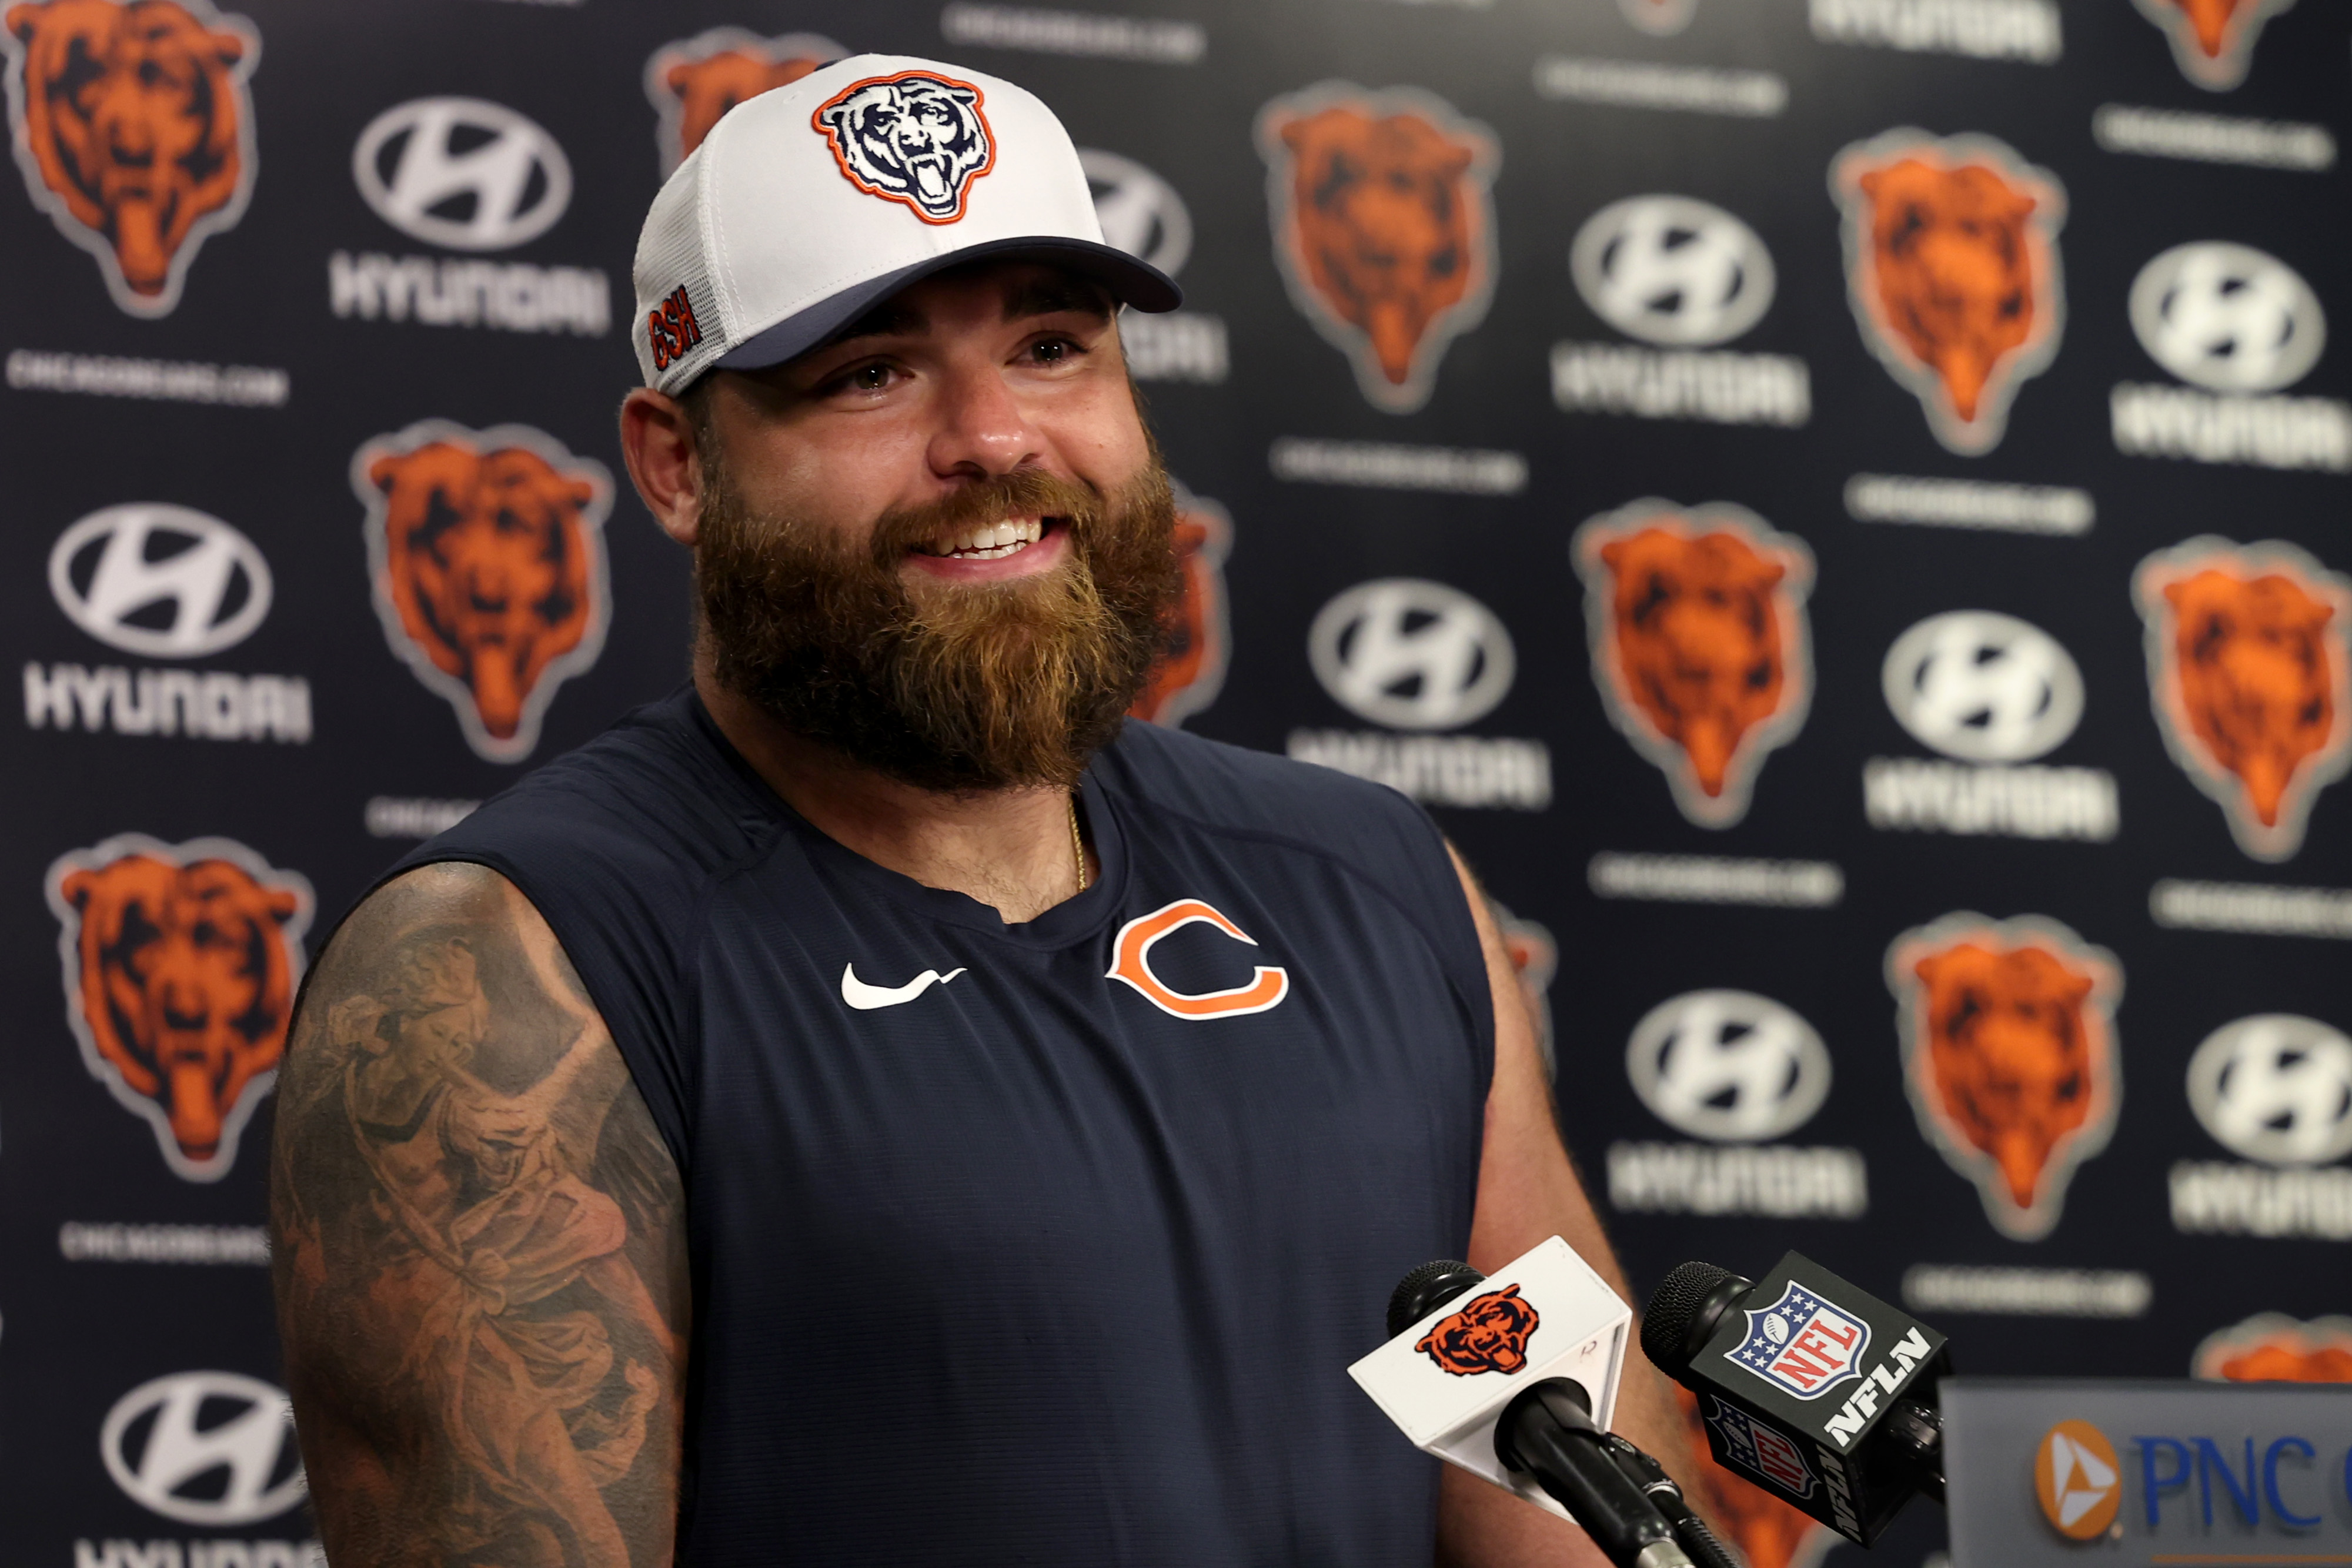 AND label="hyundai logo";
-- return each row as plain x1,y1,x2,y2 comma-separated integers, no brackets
2187,1014,2352,1168
1626,989,1831,1142
101,1370,305,1526
1309,578,1515,731
1882,610,2084,764
353,96,573,251
1081,148,1192,278
2129,242,2325,395
49,504,272,658
1571,195,1775,348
